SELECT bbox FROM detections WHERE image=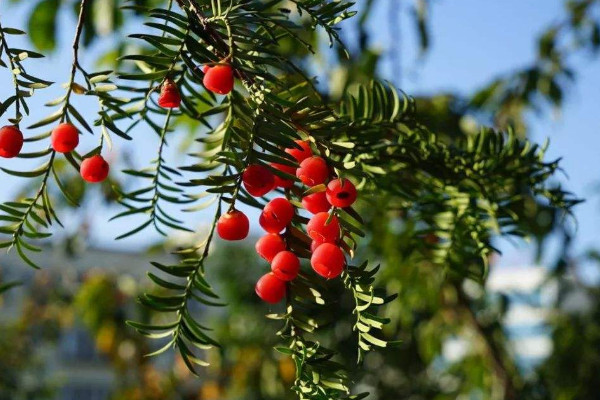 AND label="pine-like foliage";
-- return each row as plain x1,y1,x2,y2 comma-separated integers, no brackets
0,1,577,398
